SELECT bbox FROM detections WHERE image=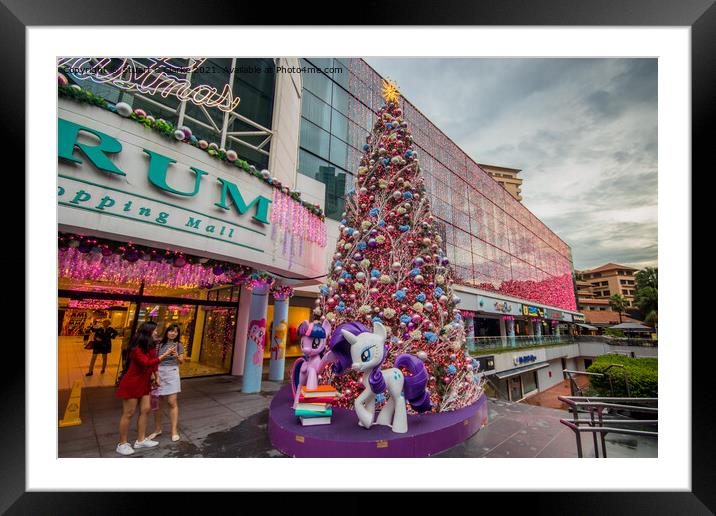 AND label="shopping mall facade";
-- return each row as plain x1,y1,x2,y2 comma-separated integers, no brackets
56,57,641,402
